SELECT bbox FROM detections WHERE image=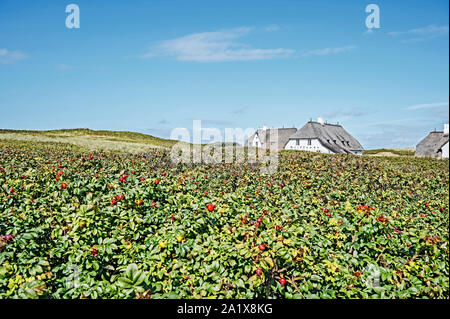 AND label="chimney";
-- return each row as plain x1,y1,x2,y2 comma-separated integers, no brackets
262,125,268,131
444,124,449,136
317,117,325,125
